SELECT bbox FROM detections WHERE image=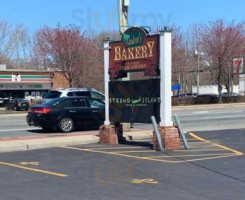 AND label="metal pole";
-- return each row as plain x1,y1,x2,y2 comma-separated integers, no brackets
197,53,200,95
118,0,130,81
118,0,129,34
151,116,164,152
231,74,233,94
173,114,189,150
